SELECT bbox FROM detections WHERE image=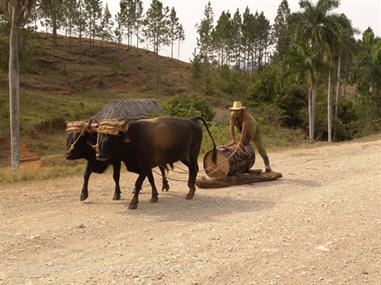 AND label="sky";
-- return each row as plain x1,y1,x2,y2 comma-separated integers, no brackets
106,0,381,62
